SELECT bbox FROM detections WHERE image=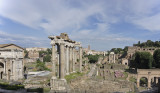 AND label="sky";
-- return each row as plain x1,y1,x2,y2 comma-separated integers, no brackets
0,0,160,51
